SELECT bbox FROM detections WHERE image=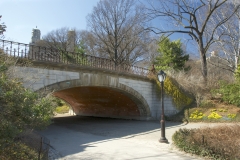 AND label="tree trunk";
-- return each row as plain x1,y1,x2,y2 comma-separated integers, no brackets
235,55,239,71
237,13,240,71
200,51,207,82
199,36,207,82
198,35,208,82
